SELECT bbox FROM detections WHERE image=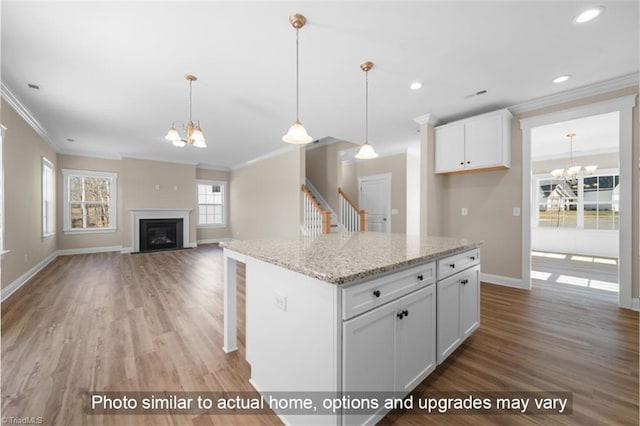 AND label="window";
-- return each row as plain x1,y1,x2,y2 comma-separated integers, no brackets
42,157,55,238
0,125,5,253
197,180,226,227
62,169,117,233
535,171,619,230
